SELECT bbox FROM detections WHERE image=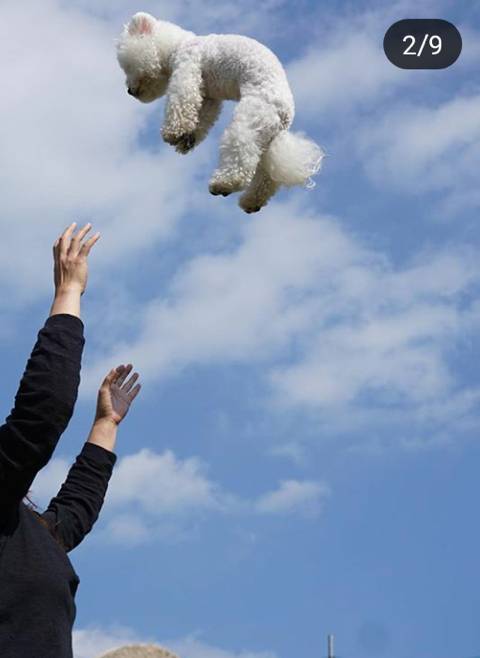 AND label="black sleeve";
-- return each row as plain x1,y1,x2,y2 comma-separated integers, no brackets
0,314,85,512
41,441,117,553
